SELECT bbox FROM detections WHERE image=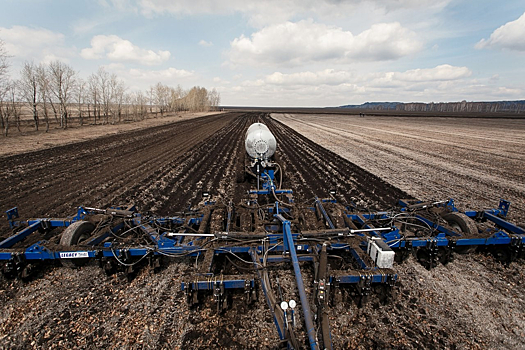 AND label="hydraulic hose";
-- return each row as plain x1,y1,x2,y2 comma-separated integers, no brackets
318,243,333,350
254,243,300,349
